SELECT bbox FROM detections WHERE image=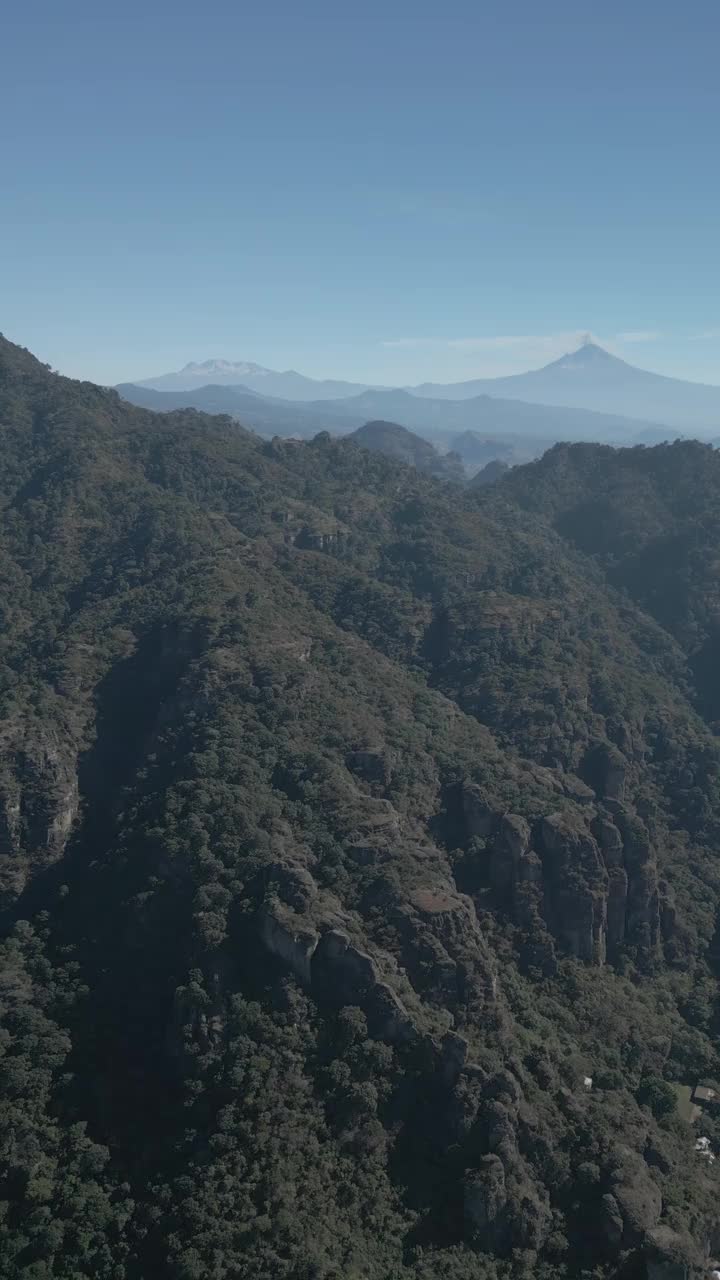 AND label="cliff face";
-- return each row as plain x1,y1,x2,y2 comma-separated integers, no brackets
462,783,662,966
0,722,79,901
